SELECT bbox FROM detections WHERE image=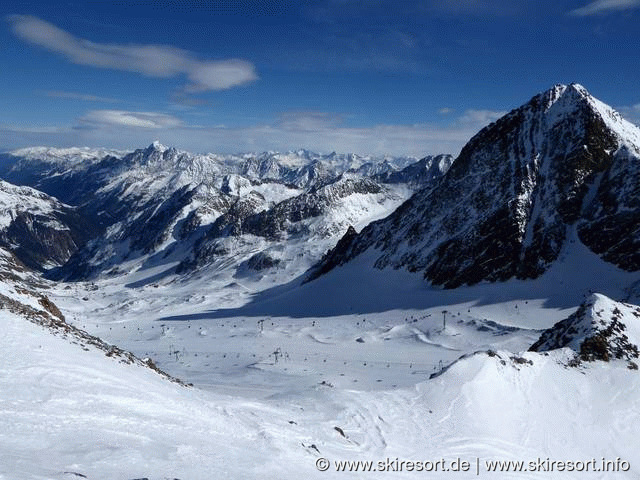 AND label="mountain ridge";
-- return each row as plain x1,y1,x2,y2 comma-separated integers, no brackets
0,143,450,281
308,83,640,287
